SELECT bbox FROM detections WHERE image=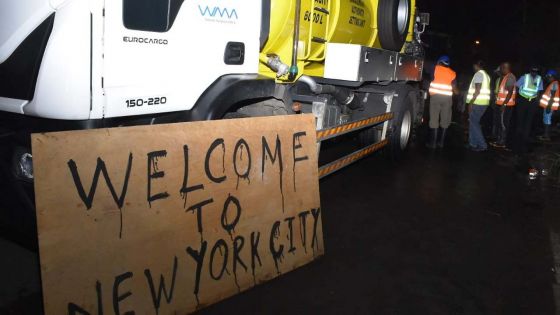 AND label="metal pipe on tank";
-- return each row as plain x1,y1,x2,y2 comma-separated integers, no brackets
288,0,302,81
